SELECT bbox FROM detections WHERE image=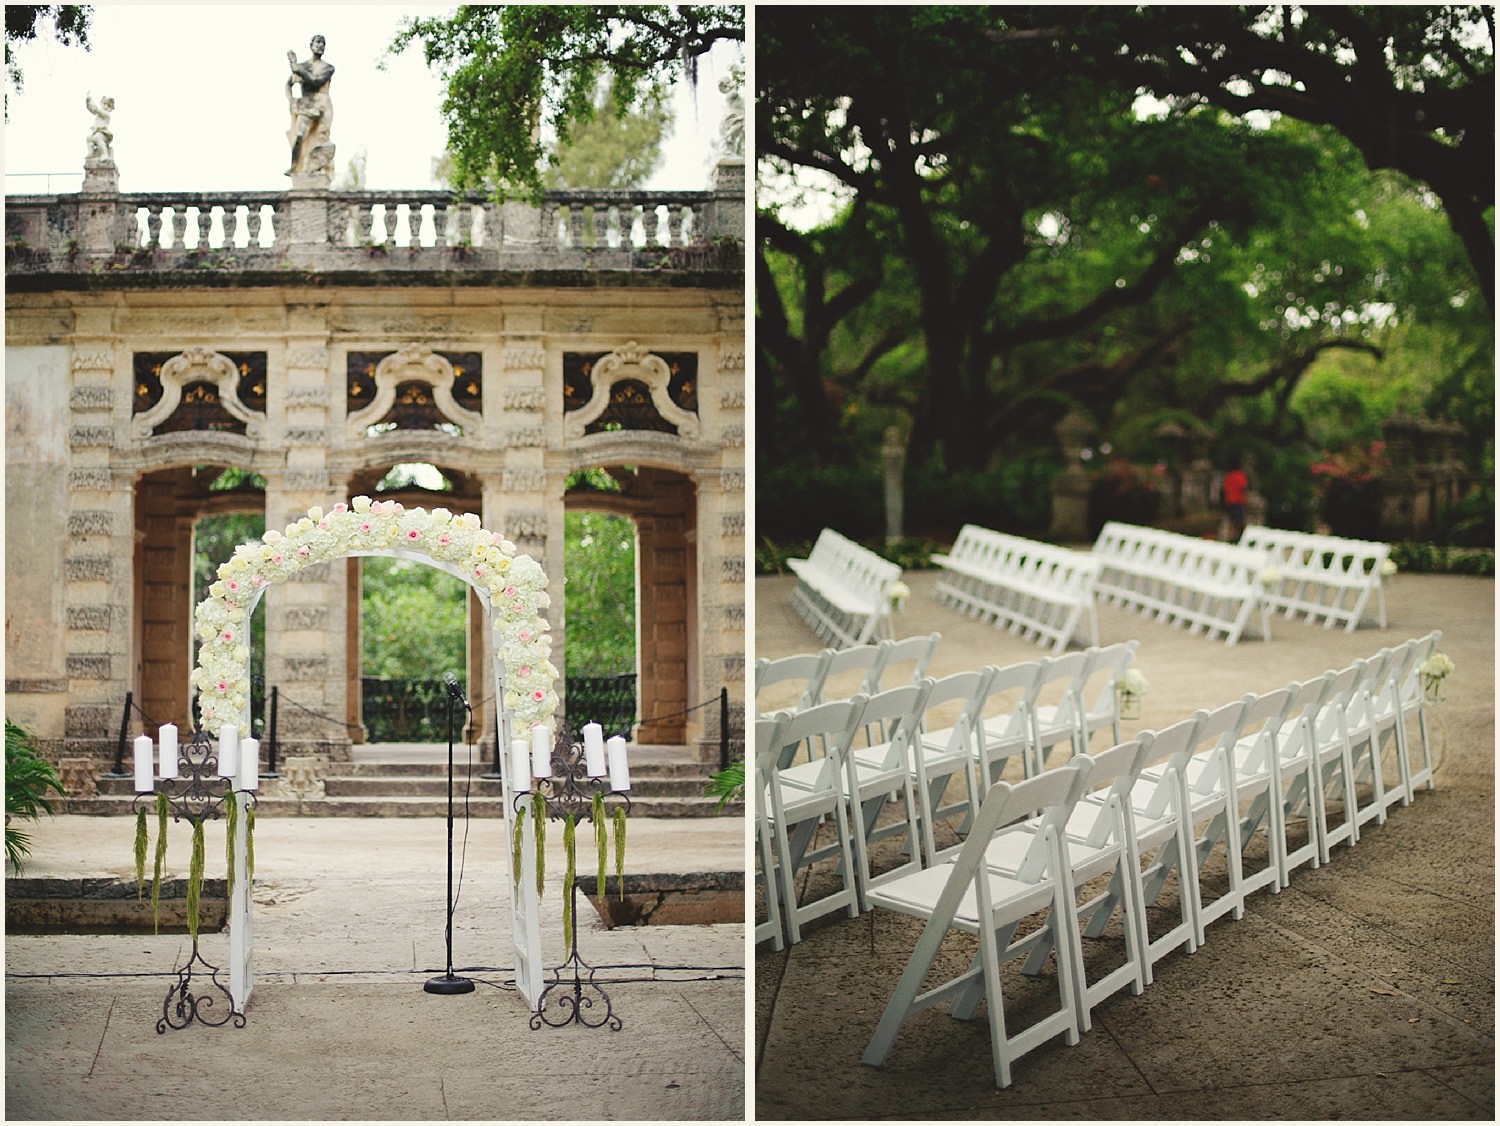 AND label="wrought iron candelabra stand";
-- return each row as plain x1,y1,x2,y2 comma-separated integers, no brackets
132,729,253,1033
520,729,630,1032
